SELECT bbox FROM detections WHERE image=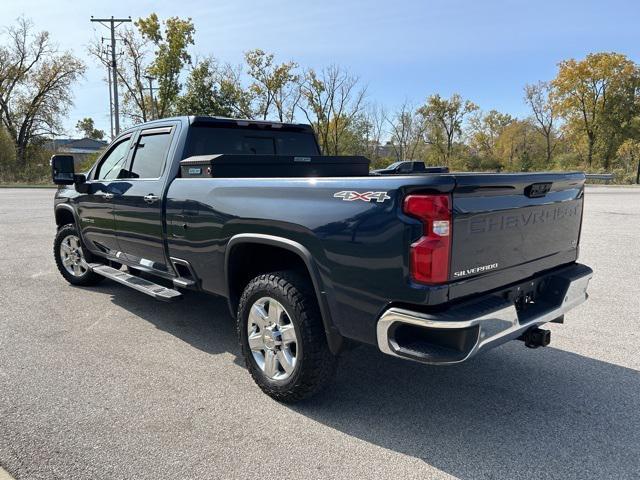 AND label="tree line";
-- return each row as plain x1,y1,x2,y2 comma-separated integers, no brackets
1,15,639,183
